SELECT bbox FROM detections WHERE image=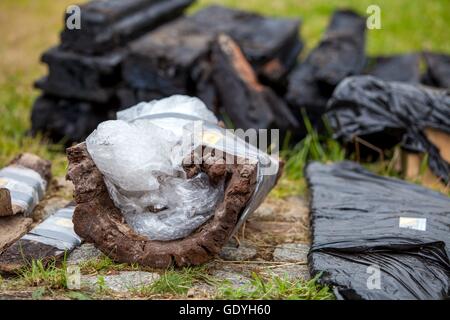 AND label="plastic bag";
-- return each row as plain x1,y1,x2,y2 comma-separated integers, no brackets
306,161,450,300
327,75,450,184
86,95,224,241
86,95,279,241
